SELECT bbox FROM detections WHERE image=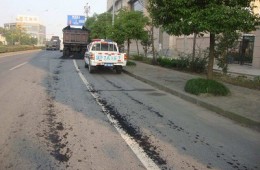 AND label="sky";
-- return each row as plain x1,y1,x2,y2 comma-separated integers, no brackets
0,0,107,39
